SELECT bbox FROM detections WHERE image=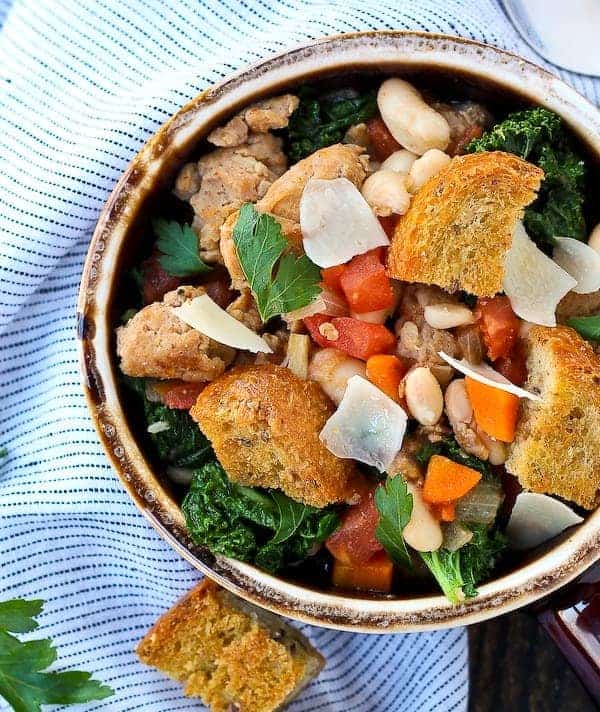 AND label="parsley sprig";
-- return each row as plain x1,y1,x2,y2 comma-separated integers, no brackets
153,219,212,277
232,204,321,321
0,599,113,711
374,476,413,567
